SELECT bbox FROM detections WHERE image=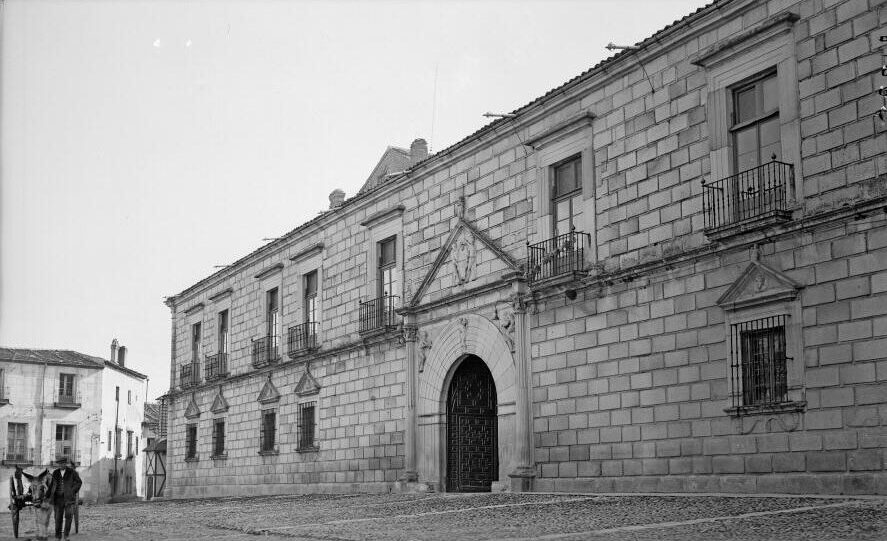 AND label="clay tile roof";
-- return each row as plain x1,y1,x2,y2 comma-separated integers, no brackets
0,348,106,369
